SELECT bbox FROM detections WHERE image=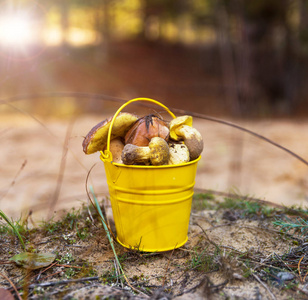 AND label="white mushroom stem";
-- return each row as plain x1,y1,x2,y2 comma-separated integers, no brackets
108,138,124,164
122,137,169,165
173,125,203,161
122,144,151,165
